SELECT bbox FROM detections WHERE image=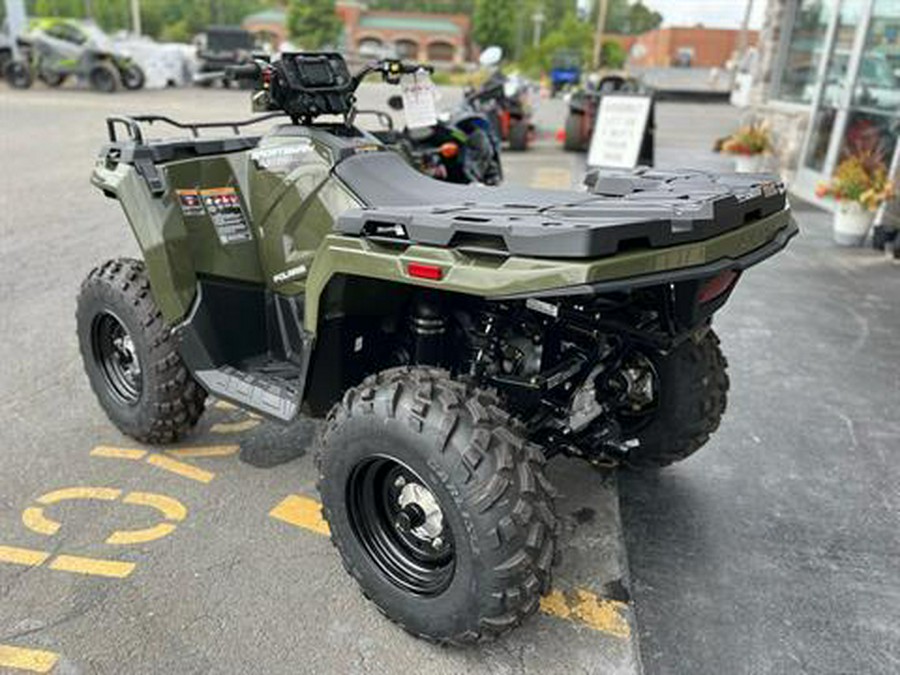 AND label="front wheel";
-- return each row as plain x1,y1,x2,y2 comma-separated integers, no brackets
76,259,207,444
318,367,558,643
5,61,33,89
619,329,729,468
